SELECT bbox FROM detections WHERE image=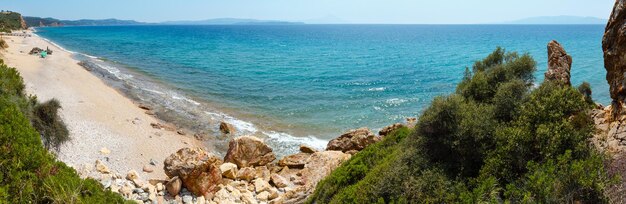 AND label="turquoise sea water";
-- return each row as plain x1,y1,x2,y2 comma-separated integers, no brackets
36,25,607,155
